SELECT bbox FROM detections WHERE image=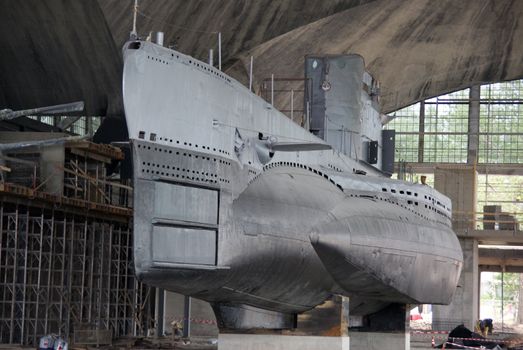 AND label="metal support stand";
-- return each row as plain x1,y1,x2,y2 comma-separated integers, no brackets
183,296,191,338
156,288,165,336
